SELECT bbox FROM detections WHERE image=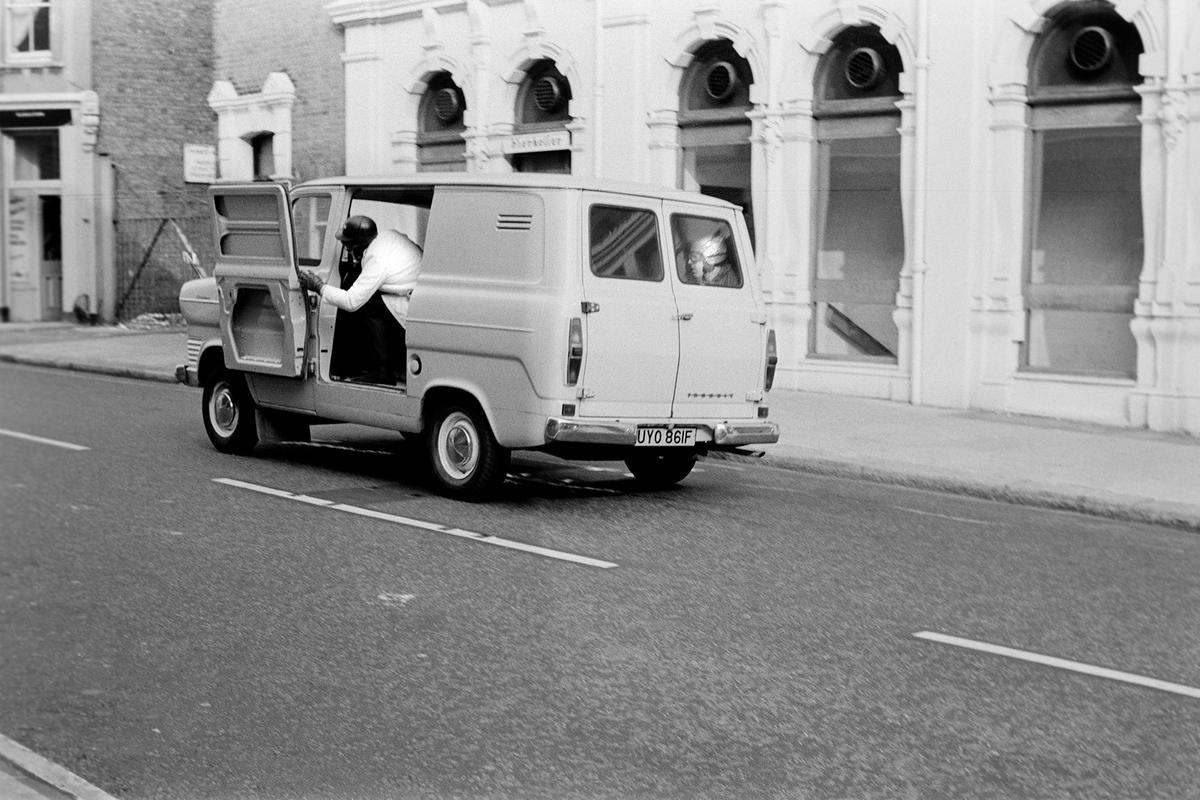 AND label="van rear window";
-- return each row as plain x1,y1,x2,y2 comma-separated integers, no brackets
671,214,743,289
588,205,663,281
